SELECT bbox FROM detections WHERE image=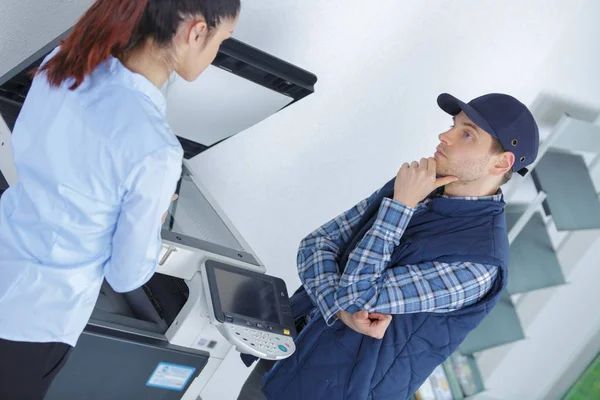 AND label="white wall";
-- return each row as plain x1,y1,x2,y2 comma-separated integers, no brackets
0,0,93,80
2,1,599,399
